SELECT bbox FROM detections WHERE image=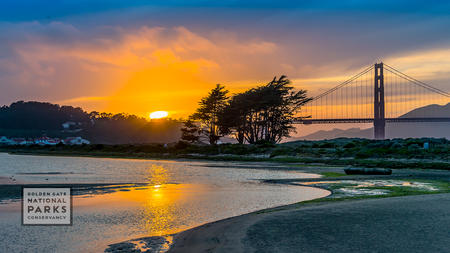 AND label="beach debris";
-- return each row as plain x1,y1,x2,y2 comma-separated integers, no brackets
105,236,173,253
